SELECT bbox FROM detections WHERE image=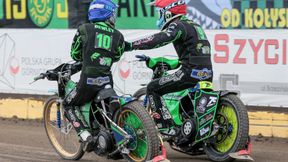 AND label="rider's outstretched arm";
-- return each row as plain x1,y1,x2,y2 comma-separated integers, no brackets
126,21,184,51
